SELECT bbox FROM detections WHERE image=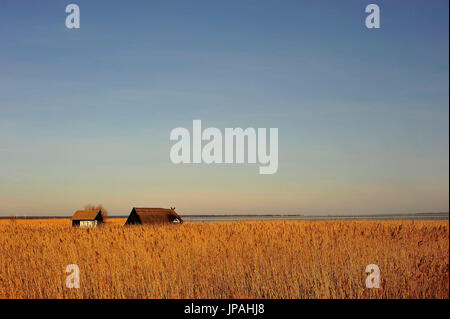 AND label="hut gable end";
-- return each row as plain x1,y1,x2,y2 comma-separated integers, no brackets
125,207,183,225
71,210,104,227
